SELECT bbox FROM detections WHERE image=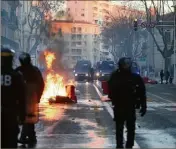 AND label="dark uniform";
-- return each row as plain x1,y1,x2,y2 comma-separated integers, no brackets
15,52,44,145
160,70,164,84
1,48,26,148
108,57,147,148
165,70,170,84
